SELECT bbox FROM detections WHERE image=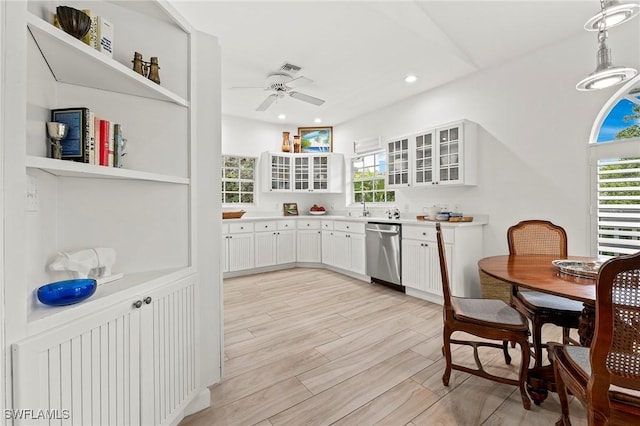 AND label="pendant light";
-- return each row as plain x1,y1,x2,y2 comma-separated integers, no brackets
576,0,638,91
584,1,640,31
